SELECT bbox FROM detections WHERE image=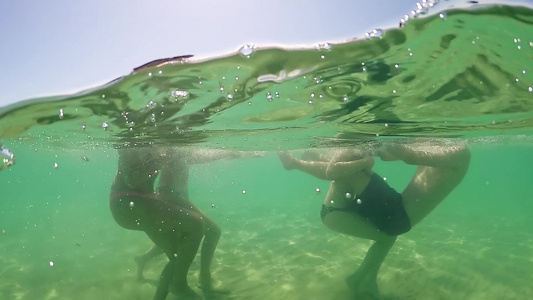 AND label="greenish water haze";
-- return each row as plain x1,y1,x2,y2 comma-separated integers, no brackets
1,4,533,300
